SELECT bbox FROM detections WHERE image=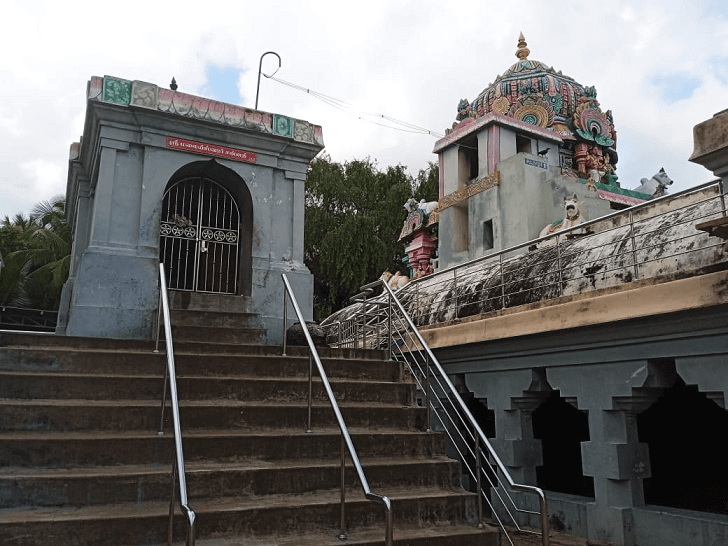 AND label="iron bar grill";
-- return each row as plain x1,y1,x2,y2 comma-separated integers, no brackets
160,177,240,294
